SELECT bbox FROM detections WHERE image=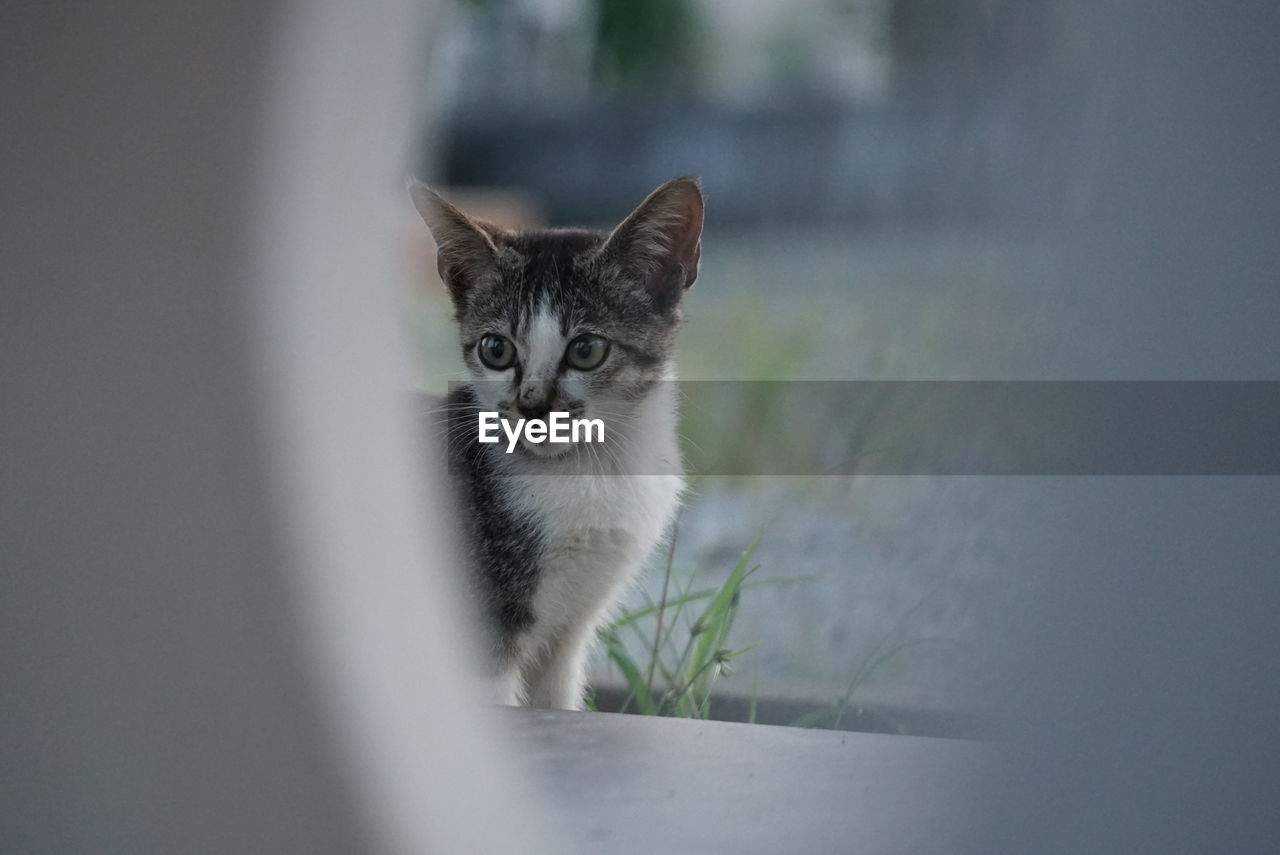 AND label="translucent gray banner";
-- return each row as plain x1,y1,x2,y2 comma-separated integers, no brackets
436,382,1280,475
